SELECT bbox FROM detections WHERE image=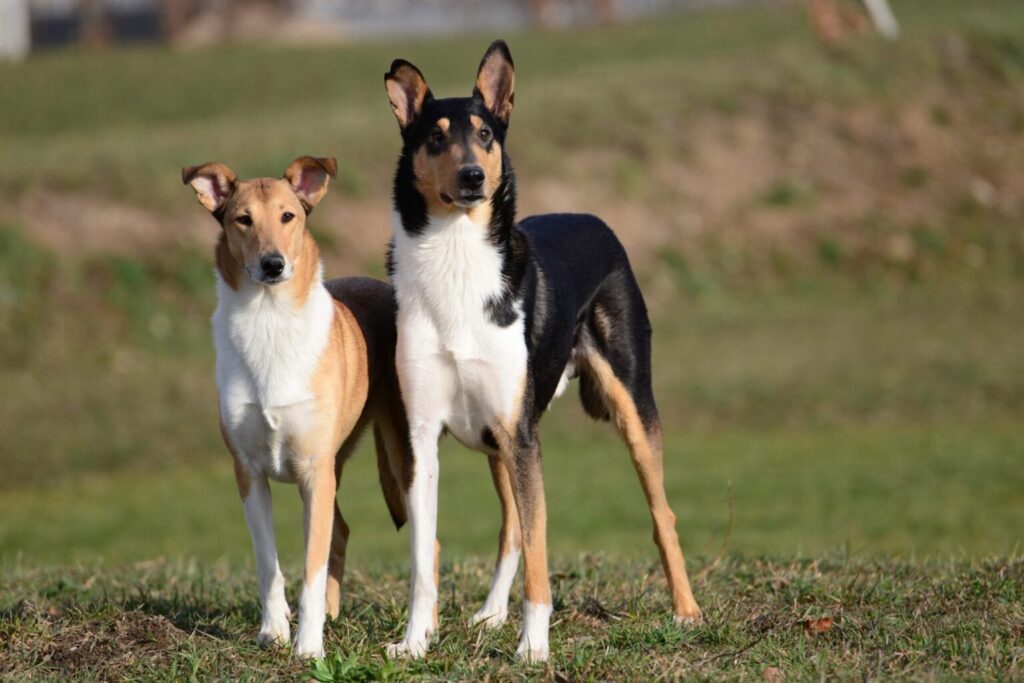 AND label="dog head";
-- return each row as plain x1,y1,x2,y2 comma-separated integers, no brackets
385,40,515,215
182,156,336,287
